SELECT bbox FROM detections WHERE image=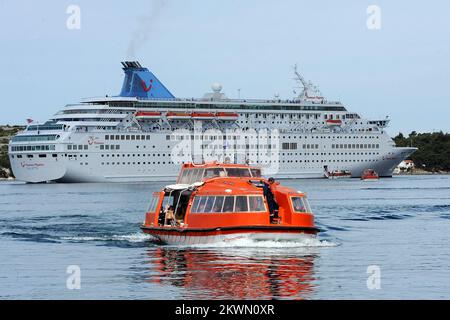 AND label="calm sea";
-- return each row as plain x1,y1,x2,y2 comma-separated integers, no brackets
1,175,449,299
